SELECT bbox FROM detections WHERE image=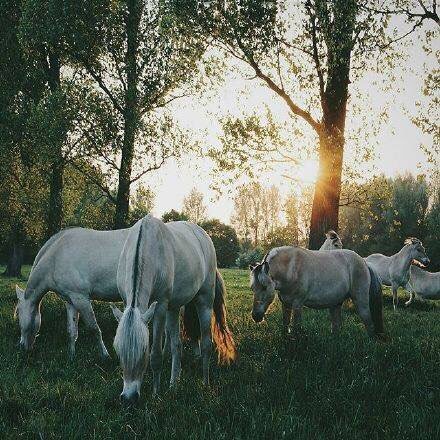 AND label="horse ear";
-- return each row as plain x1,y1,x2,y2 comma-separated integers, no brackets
110,304,123,322
16,285,24,302
404,238,412,245
141,301,157,324
249,264,256,271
